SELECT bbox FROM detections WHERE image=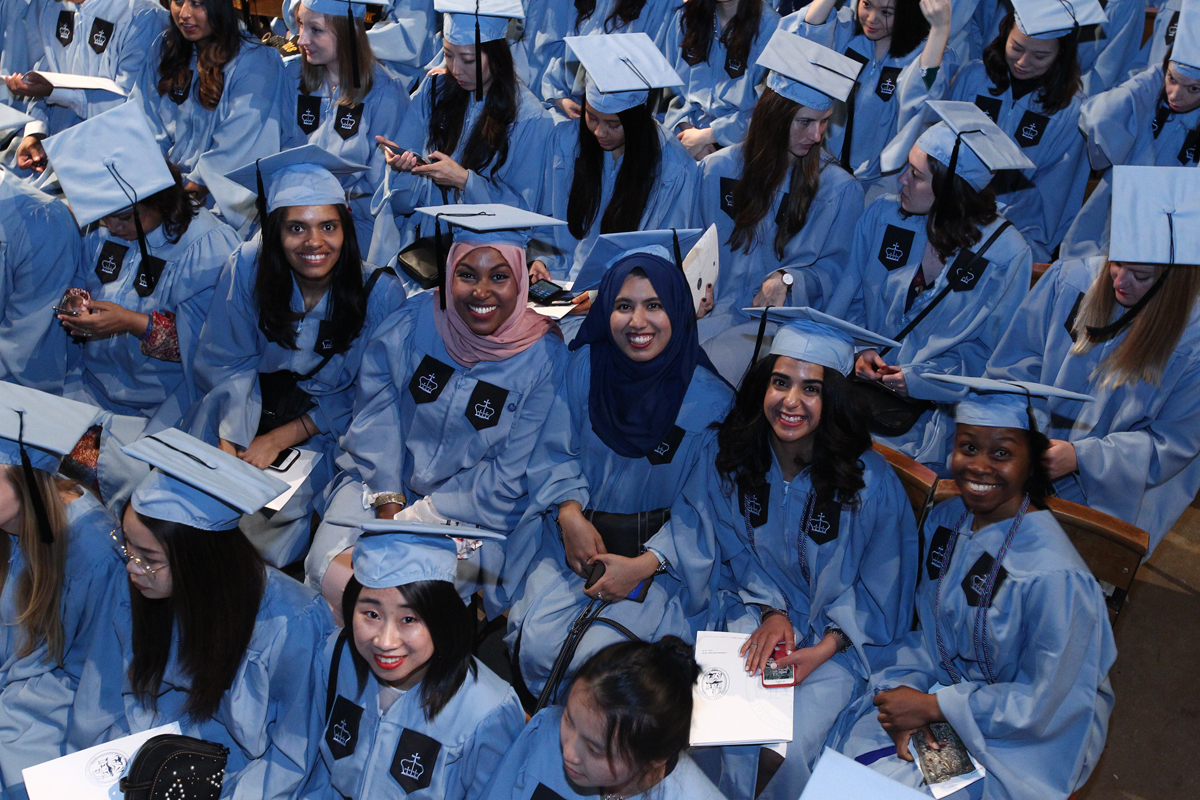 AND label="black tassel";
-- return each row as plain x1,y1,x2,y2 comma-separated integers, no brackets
347,2,361,89
671,228,682,270
255,159,268,226
751,307,772,366
474,3,484,104
16,412,53,545
436,215,447,310
934,134,962,231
